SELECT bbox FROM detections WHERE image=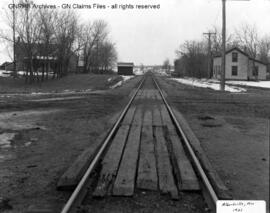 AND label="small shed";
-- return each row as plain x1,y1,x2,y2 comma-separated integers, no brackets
117,62,134,75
